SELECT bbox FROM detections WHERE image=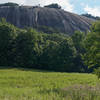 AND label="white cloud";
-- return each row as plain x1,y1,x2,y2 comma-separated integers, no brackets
0,0,74,12
25,0,74,12
80,3,85,7
84,5,100,17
